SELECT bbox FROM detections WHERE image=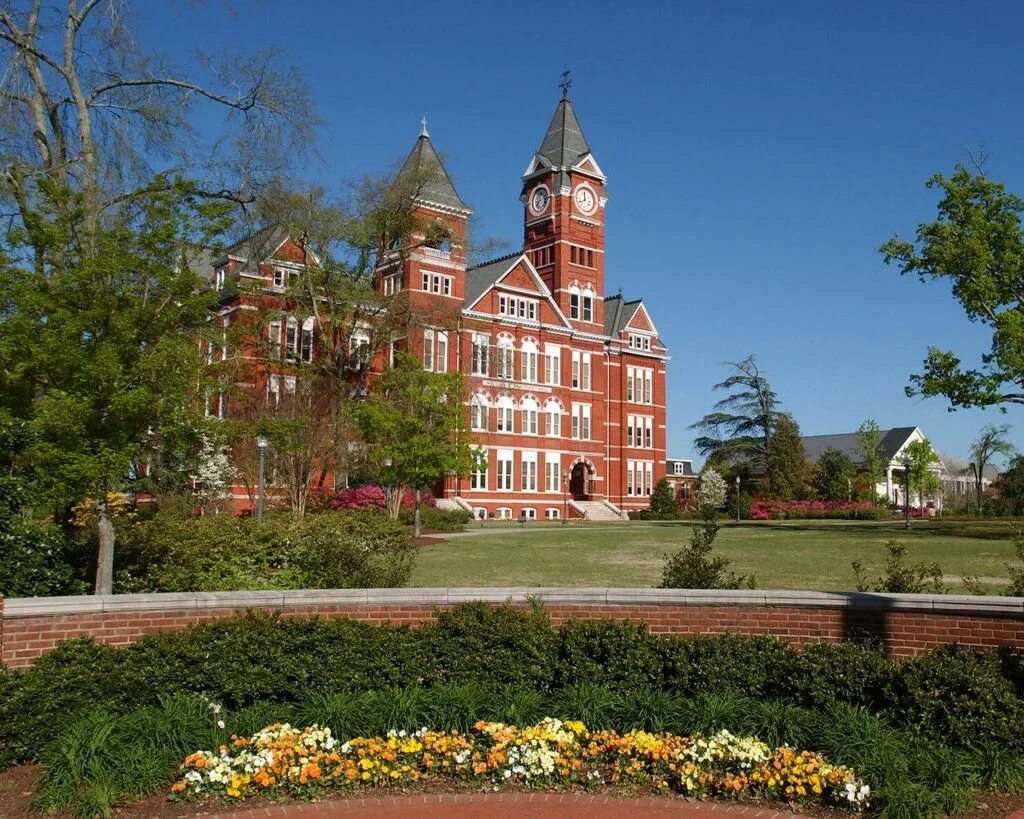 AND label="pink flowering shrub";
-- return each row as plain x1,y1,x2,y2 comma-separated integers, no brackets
750,499,873,520
307,486,435,512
